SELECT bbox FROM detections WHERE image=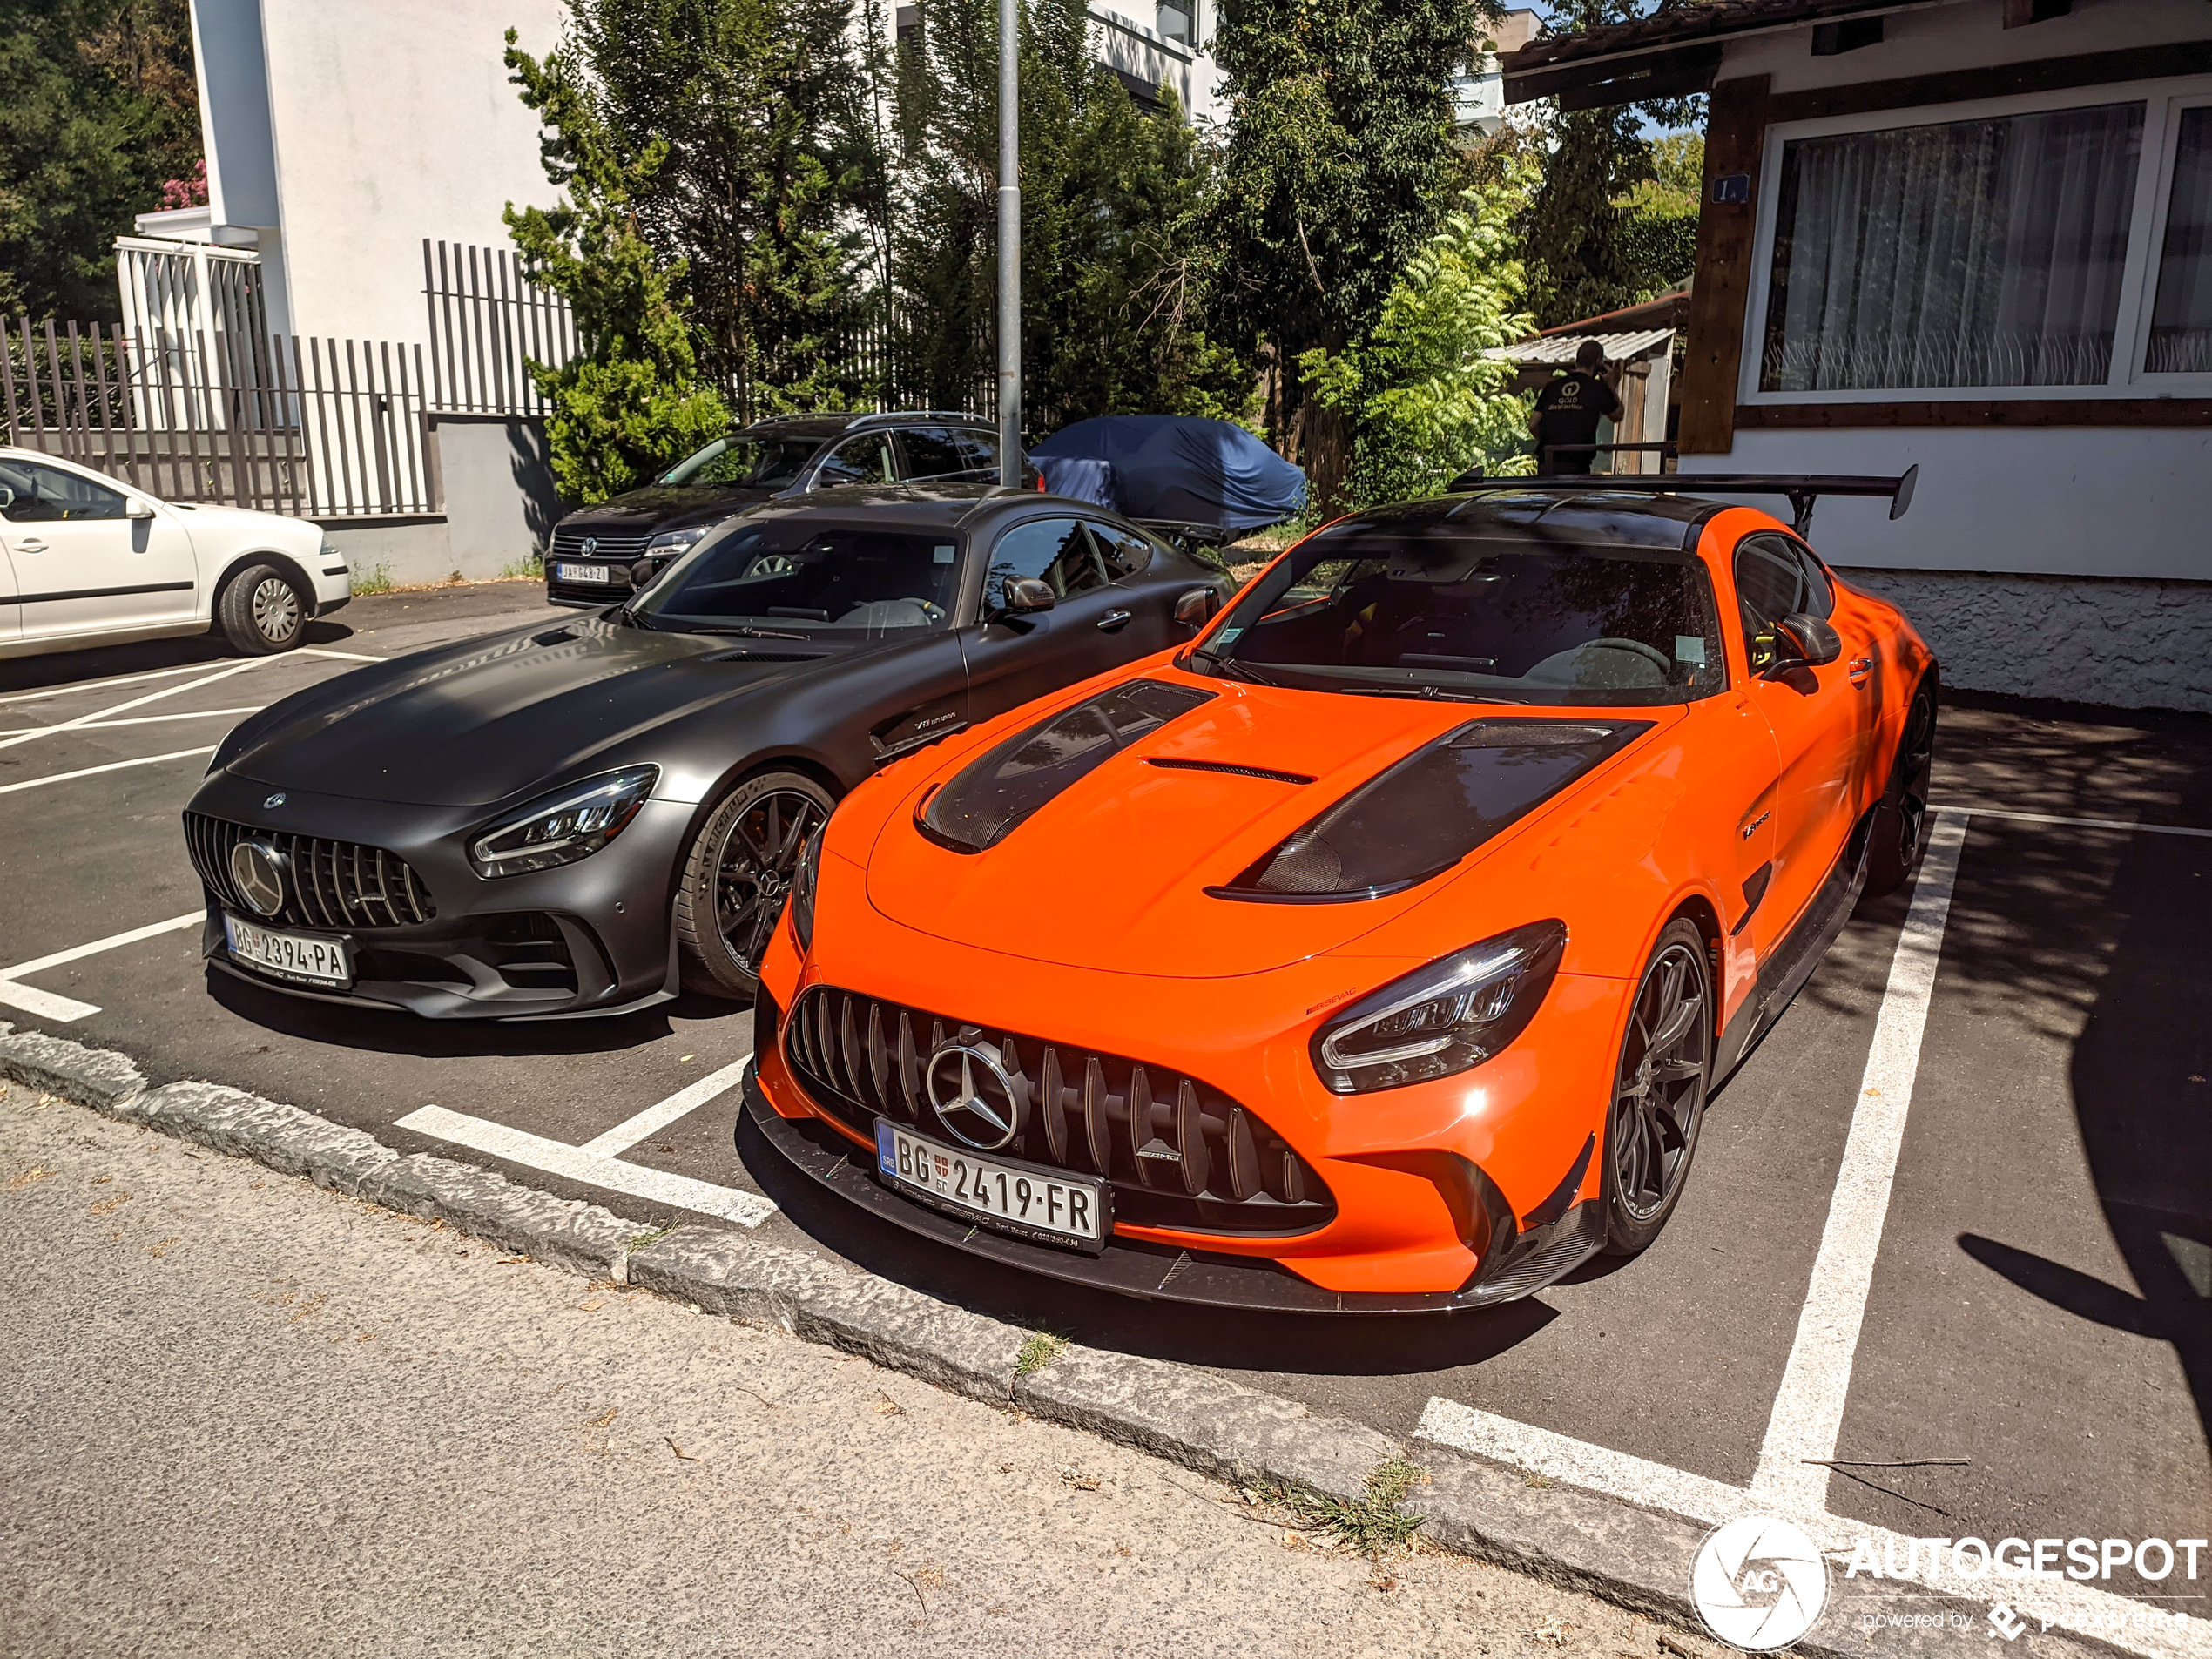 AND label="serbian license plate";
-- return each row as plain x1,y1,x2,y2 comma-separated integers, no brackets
553,561,612,584
223,914,352,988
876,1121,1108,1252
